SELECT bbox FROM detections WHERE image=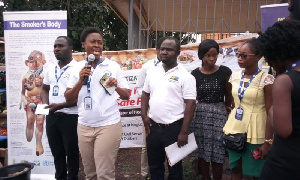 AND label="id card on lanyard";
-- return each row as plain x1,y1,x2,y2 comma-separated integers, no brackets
53,65,69,96
83,57,102,110
236,69,260,121
84,77,92,110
